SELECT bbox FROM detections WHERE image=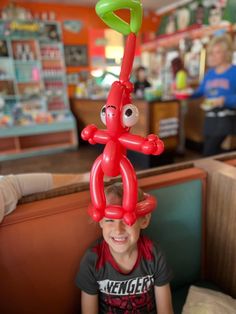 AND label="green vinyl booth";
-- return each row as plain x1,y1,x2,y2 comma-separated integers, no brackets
143,177,206,313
